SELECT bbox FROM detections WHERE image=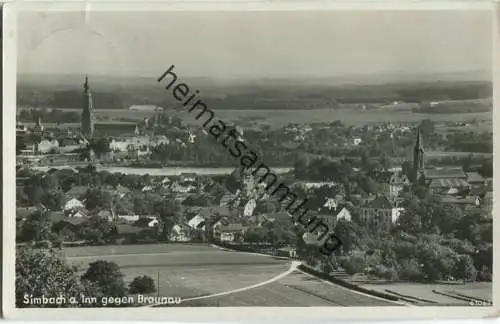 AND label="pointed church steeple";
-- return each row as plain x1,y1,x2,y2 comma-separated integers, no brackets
413,127,425,171
84,75,89,92
81,75,94,138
